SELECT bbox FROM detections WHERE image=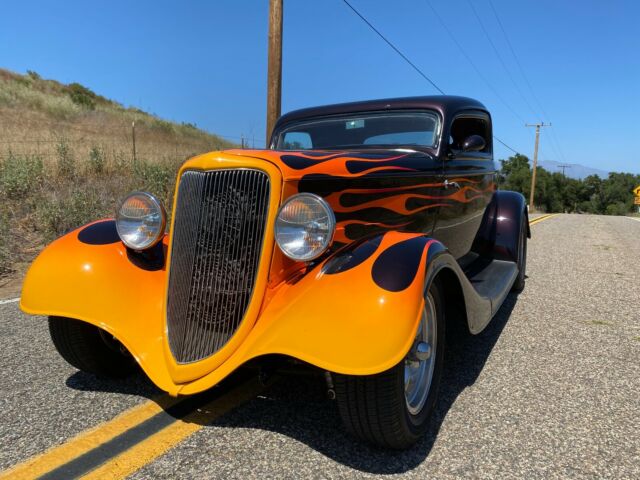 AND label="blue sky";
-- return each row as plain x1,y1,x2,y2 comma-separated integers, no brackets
1,0,639,172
